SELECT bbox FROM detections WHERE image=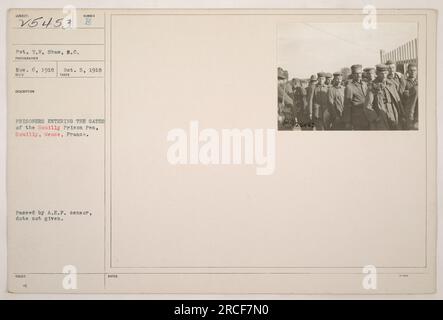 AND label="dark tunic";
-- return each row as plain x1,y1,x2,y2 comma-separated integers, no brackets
400,77,418,129
327,84,345,130
343,80,369,130
364,79,405,130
